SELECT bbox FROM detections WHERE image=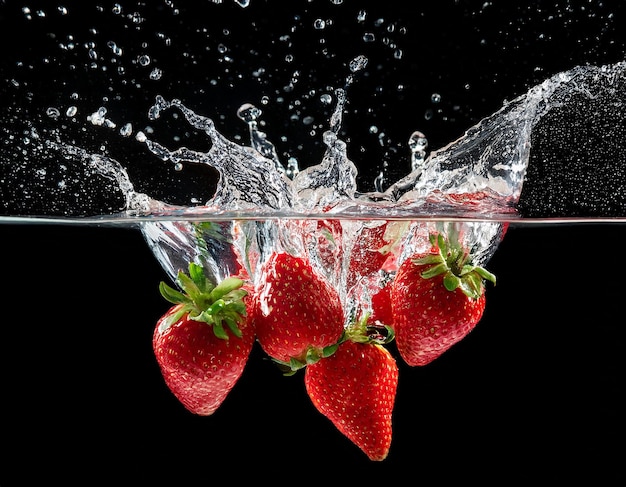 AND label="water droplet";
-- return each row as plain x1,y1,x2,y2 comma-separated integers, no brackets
349,55,368,73
237,103,262,123
120,123,133,137
362,33,375,42
319,93,332,105
431,93,442,103
286,157,299,179
46,107,61,119
374,171,385,192
313,19,326,30
408,131,429,170
138,54,151,67
66,106,77,117
149,68,163,80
